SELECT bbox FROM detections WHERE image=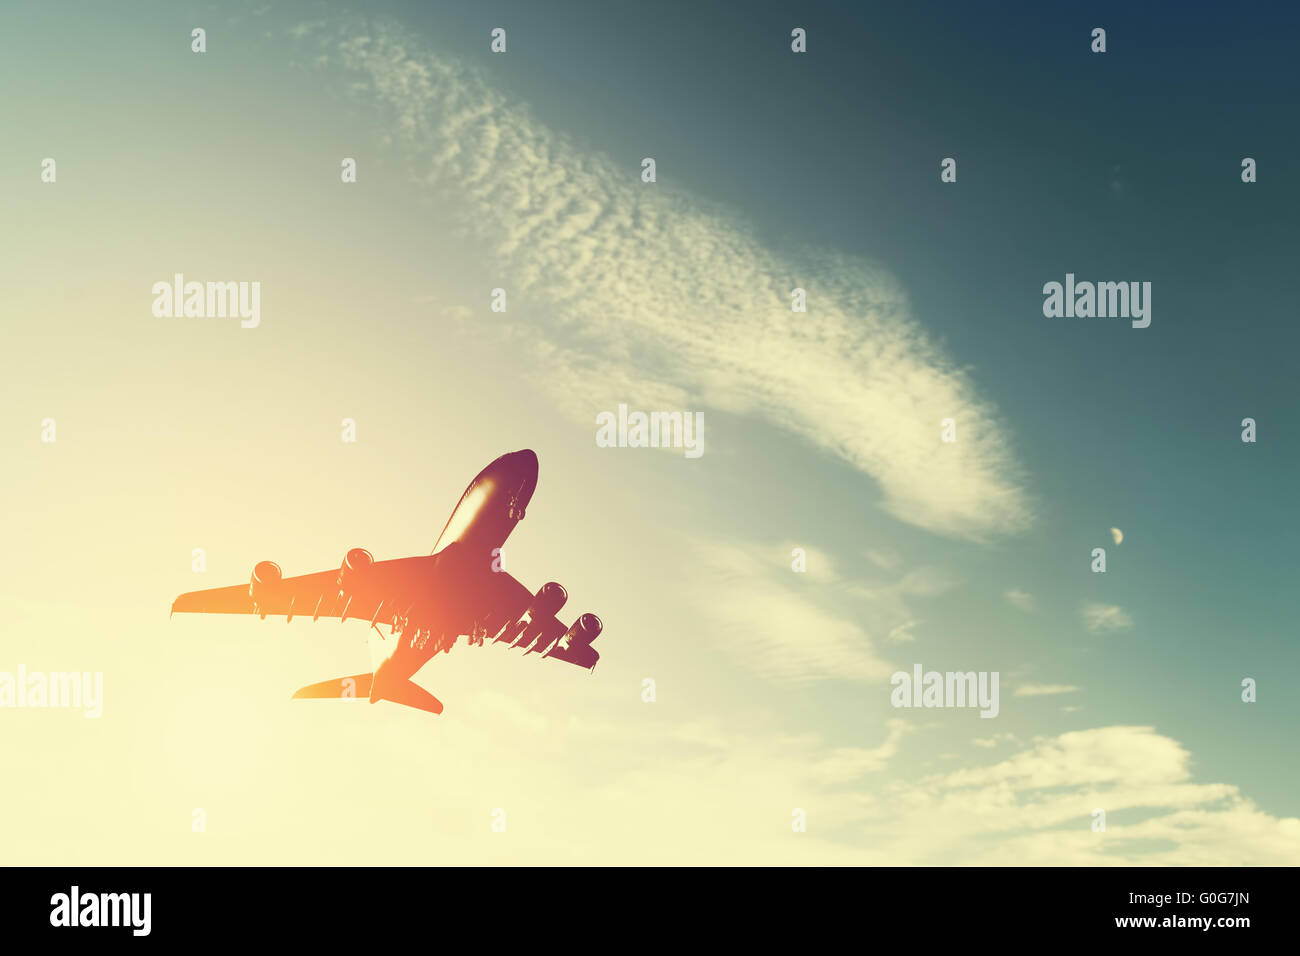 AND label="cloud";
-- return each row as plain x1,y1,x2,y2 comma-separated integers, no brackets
861,726,1300,865
397,714,1300,865
1004,588,1034,612
887,620,918,643
1082,603,1133,633
316,22,1032,541
848,566,957,604
807,719,912,783
686,540,894,684
843,564,958,653
1014,683,1080,697
864,550,899,570
895,567,957,597
109,654,1297,865
944,725,1180,790
783,542,835,582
